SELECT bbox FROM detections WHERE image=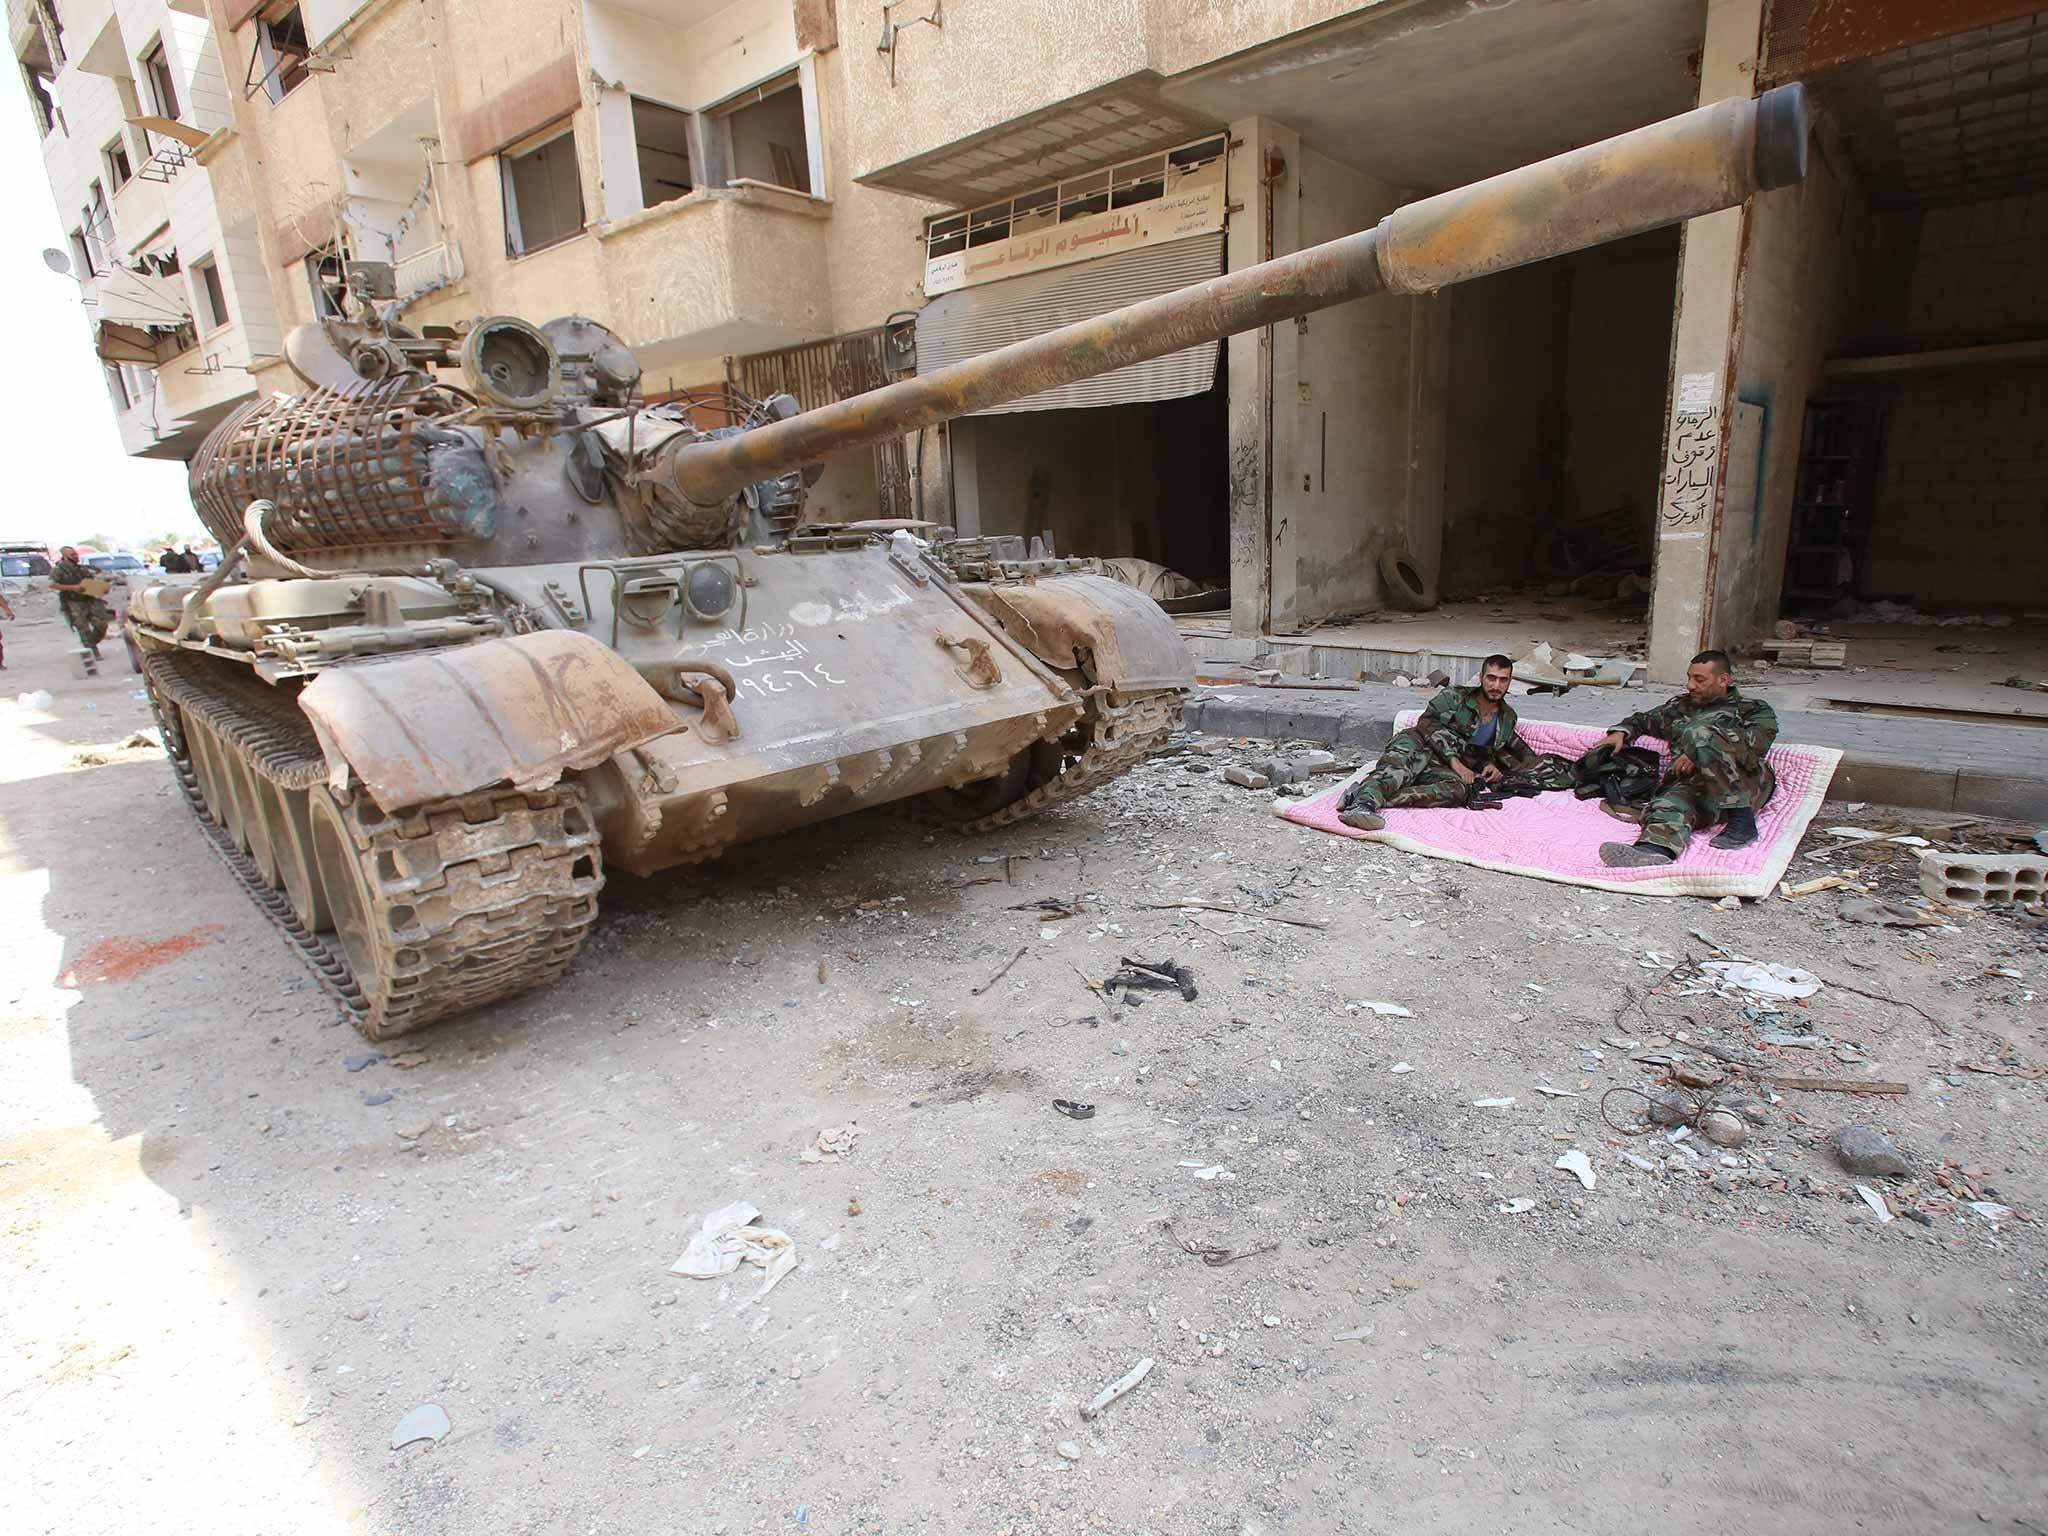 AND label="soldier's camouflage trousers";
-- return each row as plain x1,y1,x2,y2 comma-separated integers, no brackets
1342,735,1574,812
1635,759,1766,855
